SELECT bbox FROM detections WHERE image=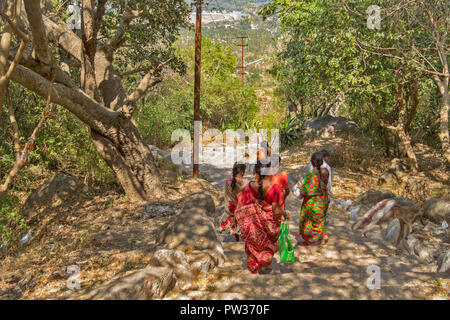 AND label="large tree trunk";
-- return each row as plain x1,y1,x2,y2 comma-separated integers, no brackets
78,0,162,202
90,122,163,202
4,0,167,203
10,62,164,203
381,82,419,171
